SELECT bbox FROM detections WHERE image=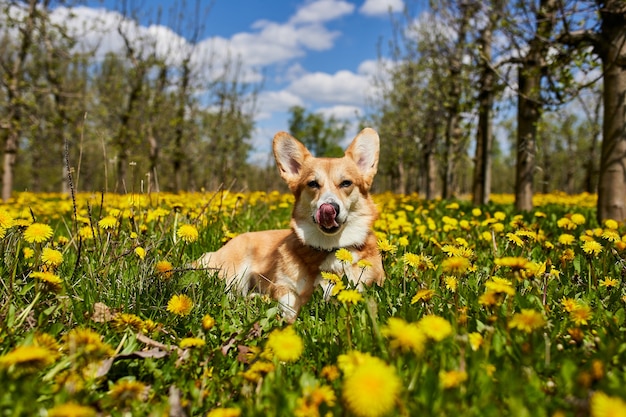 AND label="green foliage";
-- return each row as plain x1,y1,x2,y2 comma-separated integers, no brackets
288,106,347,157
1,190,625,415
